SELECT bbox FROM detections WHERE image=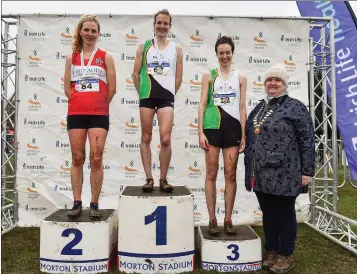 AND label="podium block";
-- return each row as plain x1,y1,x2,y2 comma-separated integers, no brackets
199,225,262,272
40,209,118,274
118,186,194,274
